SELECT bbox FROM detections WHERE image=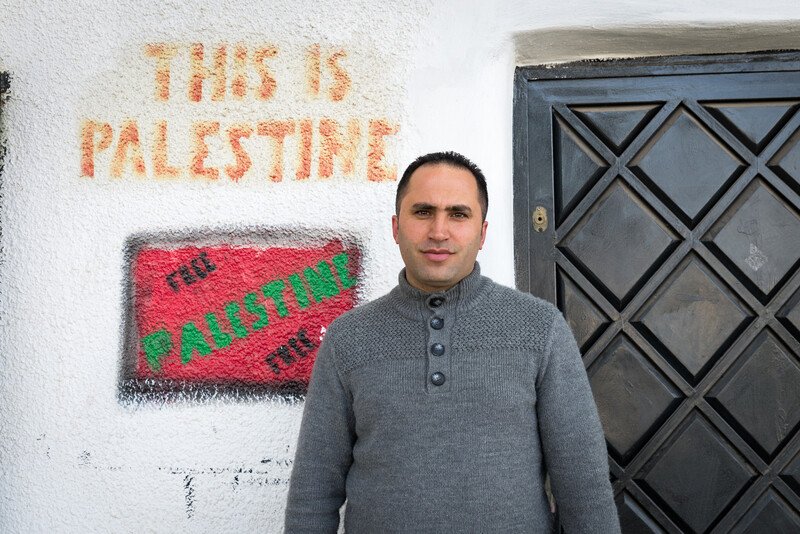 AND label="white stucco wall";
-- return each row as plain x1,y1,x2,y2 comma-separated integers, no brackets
1,0,799,531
